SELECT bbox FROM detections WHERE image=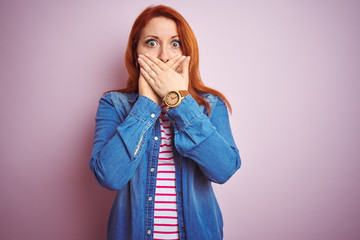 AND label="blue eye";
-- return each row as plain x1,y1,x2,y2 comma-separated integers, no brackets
145,40,157,47
171,40,181,48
